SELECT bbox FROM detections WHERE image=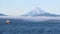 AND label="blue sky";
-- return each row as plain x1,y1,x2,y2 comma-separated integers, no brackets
0,0,60,16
